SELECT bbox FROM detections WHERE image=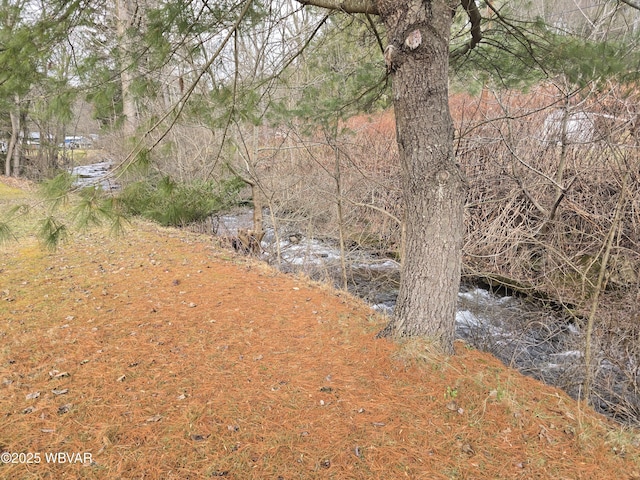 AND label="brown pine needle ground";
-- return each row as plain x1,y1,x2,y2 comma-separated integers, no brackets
1,180,639,479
